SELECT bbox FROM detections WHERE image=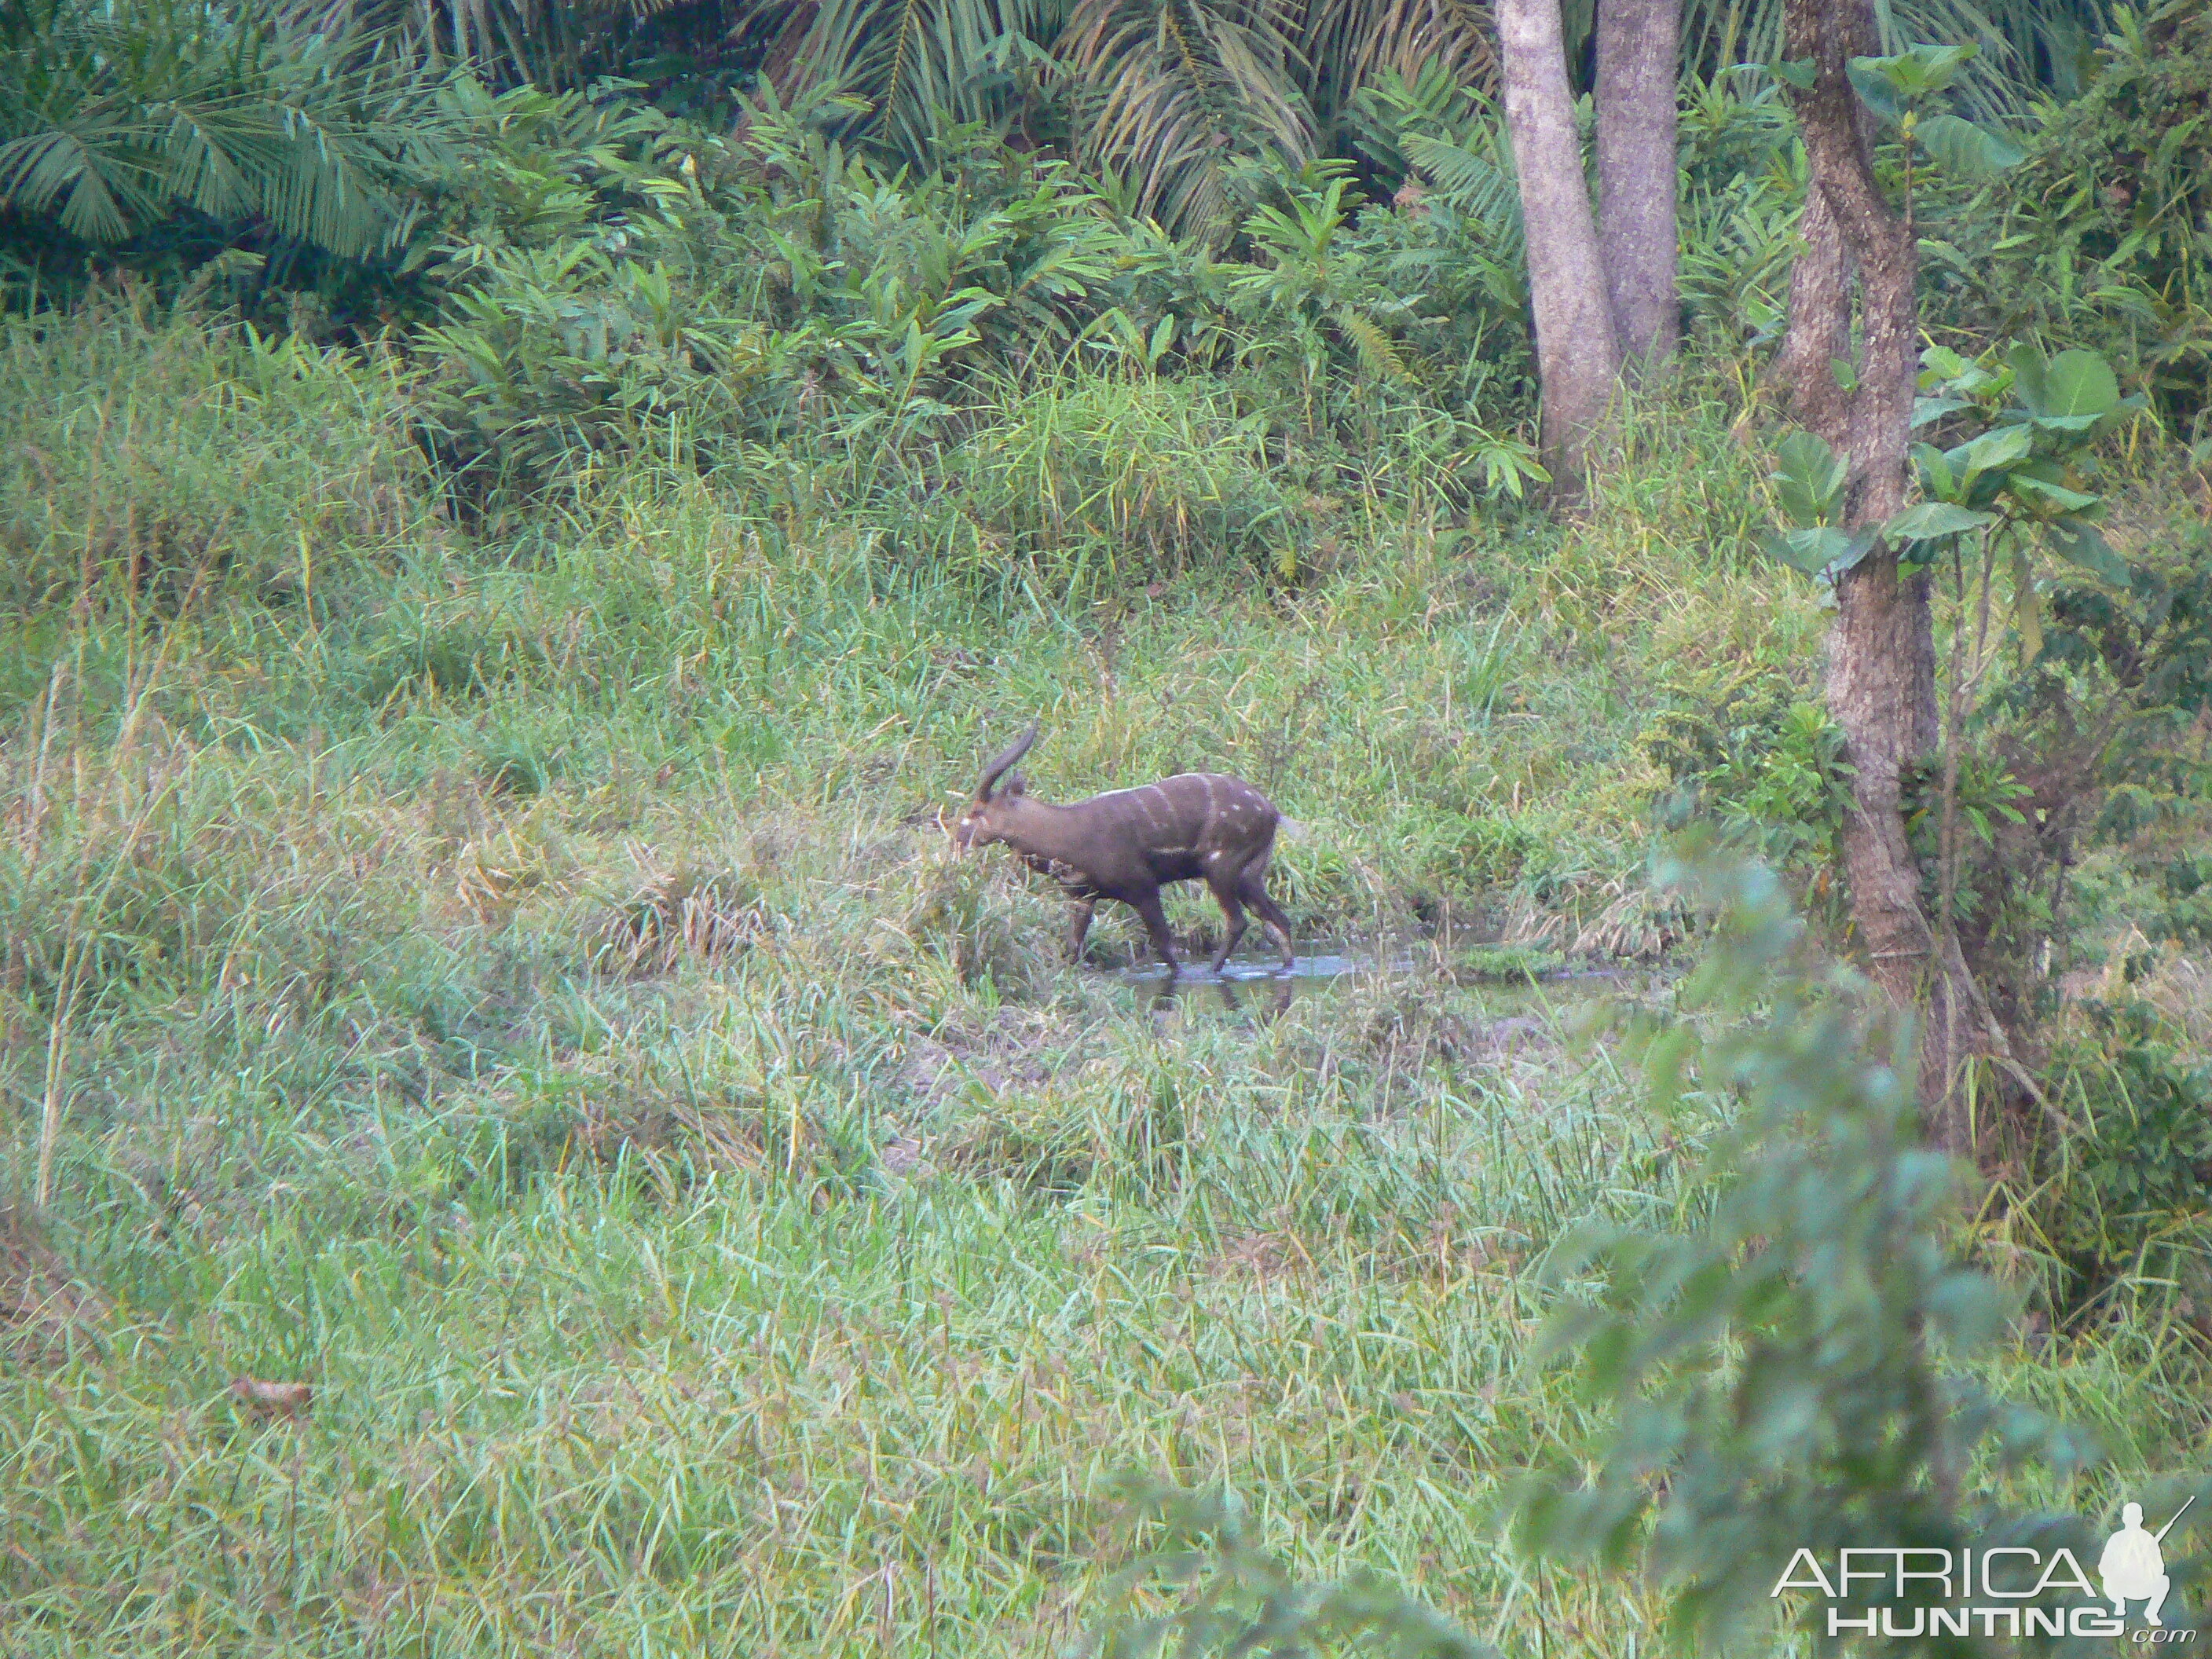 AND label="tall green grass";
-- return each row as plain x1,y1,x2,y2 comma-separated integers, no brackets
3,303,2206,1657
